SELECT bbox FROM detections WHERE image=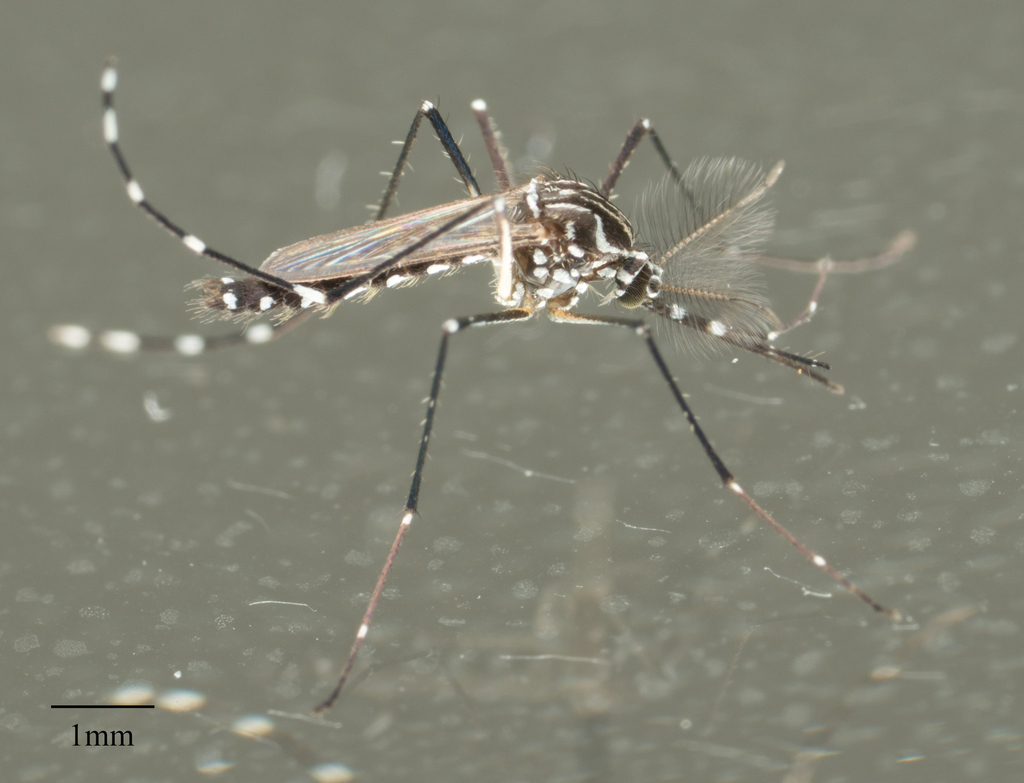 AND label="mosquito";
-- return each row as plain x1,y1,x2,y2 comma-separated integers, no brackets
51,59,914,714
